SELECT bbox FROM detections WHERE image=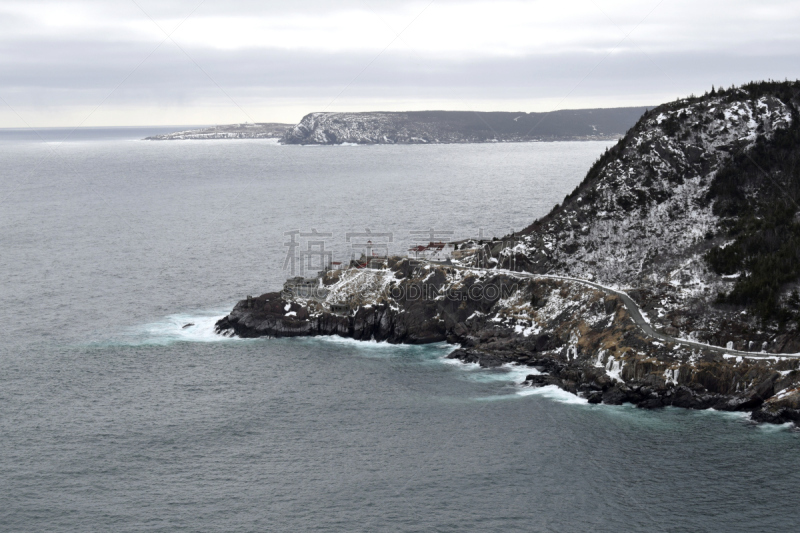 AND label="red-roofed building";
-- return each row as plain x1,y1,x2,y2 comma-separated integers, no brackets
407,241,454,261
